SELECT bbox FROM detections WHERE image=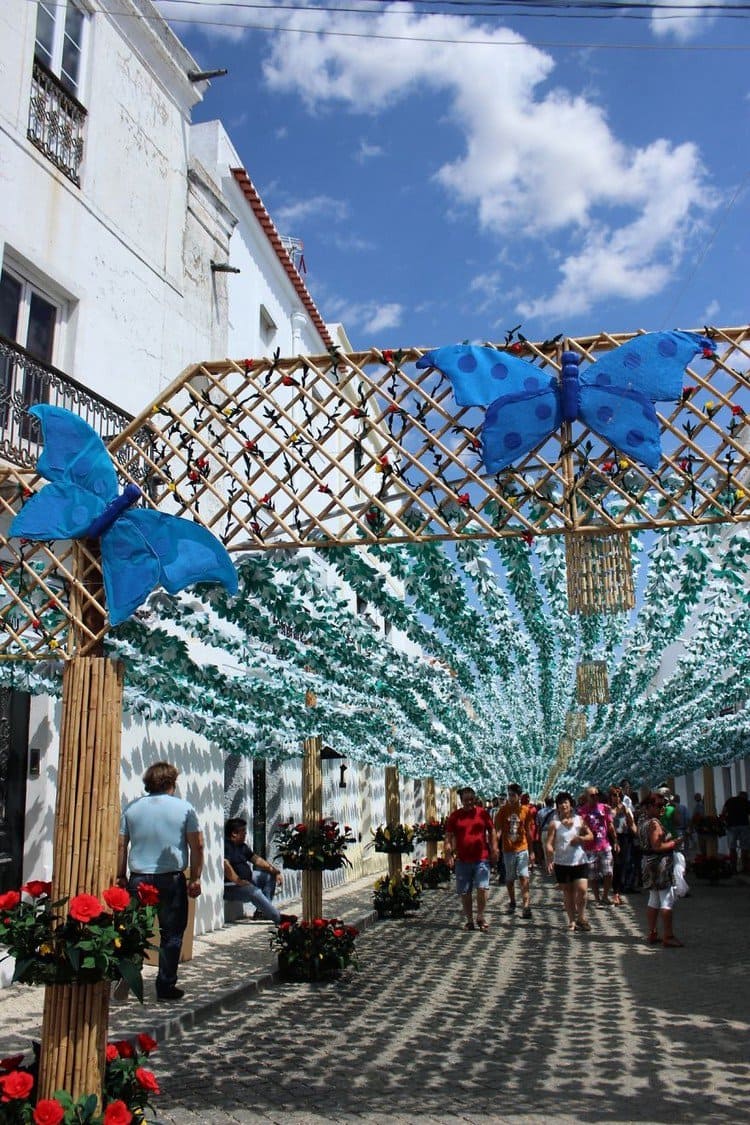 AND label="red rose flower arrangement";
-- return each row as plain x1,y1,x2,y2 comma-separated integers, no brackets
0,881,158,999
271,914,359,982
0,1031,160,1123
273,818,355,871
